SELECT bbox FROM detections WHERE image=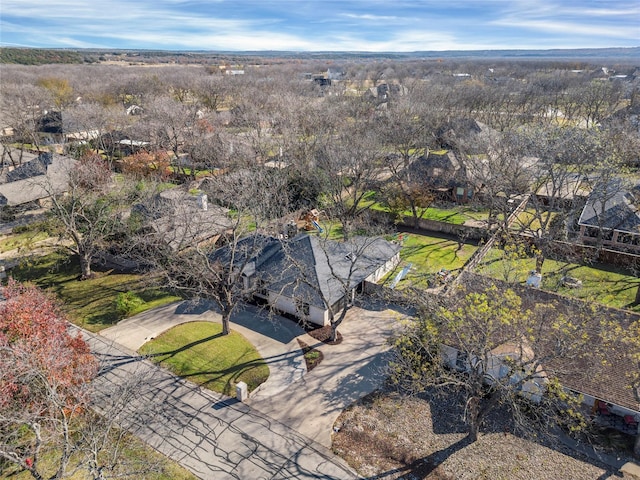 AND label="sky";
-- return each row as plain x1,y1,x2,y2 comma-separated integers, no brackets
1,0,638,52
